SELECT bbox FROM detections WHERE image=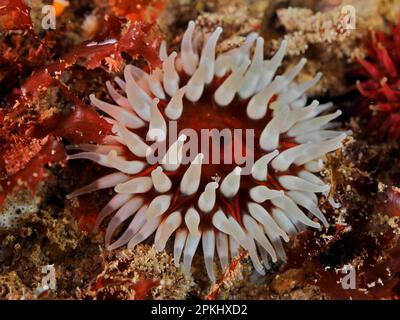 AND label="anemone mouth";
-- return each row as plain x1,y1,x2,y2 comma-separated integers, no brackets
66,21,347,282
